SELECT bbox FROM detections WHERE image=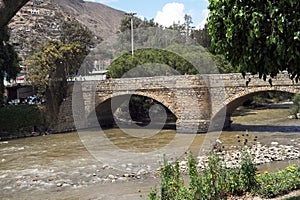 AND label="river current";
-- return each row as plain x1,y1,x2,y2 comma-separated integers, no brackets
1,107,300,199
